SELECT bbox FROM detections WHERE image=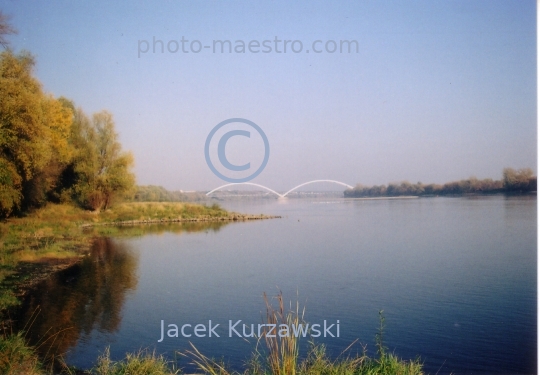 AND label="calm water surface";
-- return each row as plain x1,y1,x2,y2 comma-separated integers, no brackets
15,196,536,374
